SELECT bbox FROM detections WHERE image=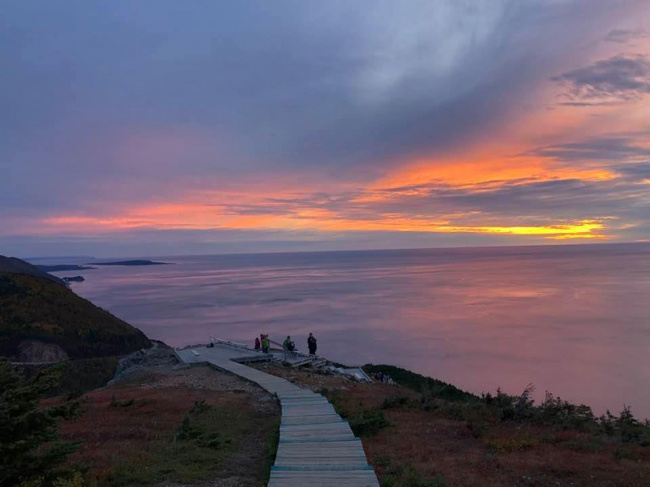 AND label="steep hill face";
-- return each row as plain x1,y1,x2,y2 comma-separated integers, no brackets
0,255,65,285
0,272,151,361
